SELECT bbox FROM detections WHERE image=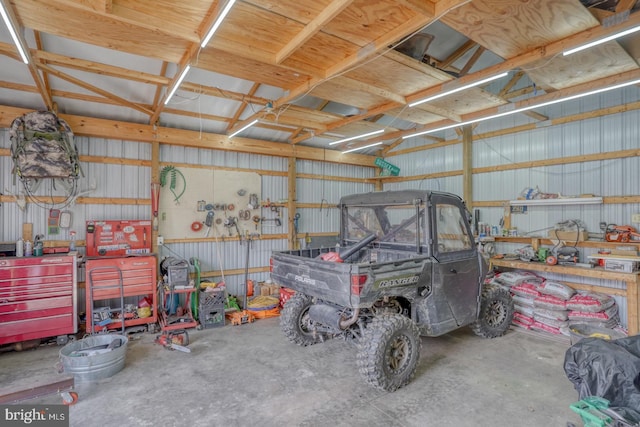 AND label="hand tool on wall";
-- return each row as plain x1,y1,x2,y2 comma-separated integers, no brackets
204,211,214,237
